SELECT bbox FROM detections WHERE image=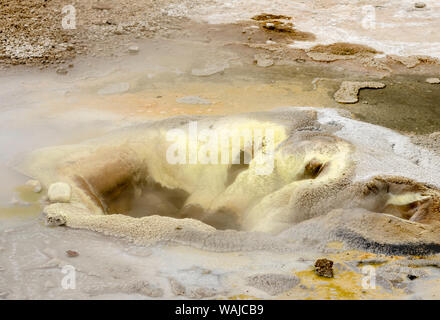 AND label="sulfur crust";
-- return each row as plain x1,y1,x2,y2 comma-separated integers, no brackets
15,108,440,253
